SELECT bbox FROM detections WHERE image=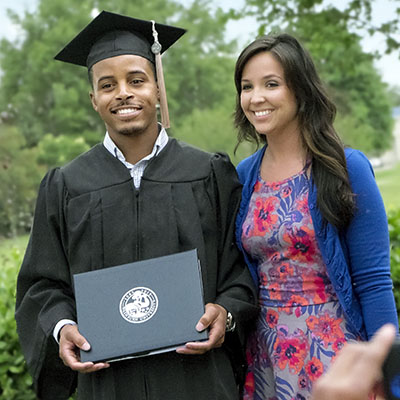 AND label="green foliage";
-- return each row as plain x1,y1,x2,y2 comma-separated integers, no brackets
0,0,104,146
388,208,400,320
173,97,256,164
0,237,76,399
329,48,393,153
0,124,45,237
388,85,400,108
163,0,240,125
240,0,400,52
0,244,35,399
37,134,90,169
